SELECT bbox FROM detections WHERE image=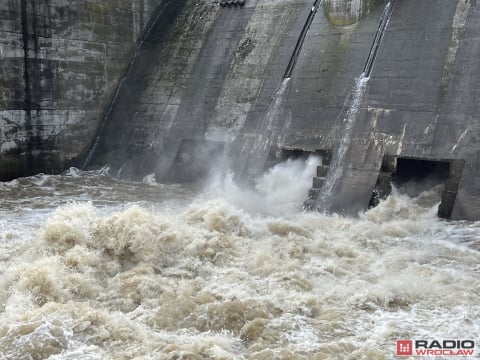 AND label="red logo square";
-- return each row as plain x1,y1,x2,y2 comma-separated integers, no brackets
397,340,413,356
